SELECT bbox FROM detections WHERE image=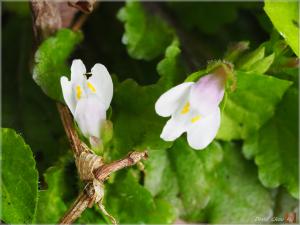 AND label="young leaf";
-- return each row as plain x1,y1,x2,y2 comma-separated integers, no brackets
264,0,299,56
117,1,173,61
105,171,176,224
217,71,292,140
237,46,265,70
1,128,38,223
243,87,299,198
33,29,83,101
248,53,275,74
